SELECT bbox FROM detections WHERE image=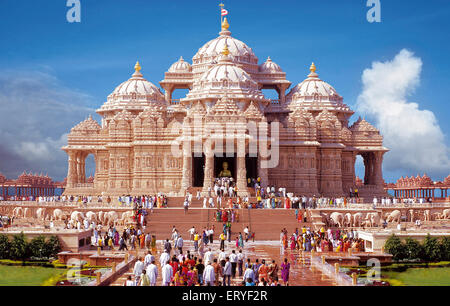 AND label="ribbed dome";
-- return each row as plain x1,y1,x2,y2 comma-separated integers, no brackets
71,115,101,134
200,60,256,85
287,64,340,100
97,62,166,117
192,18,259,77
259,57,282,73
168,56,192,73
